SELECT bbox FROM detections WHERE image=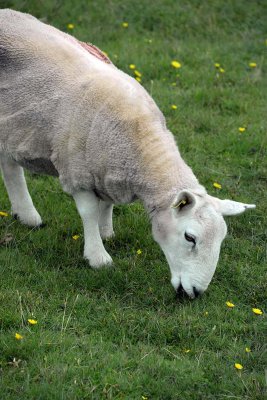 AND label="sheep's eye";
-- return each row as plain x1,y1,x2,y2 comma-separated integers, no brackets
184,232,196,245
